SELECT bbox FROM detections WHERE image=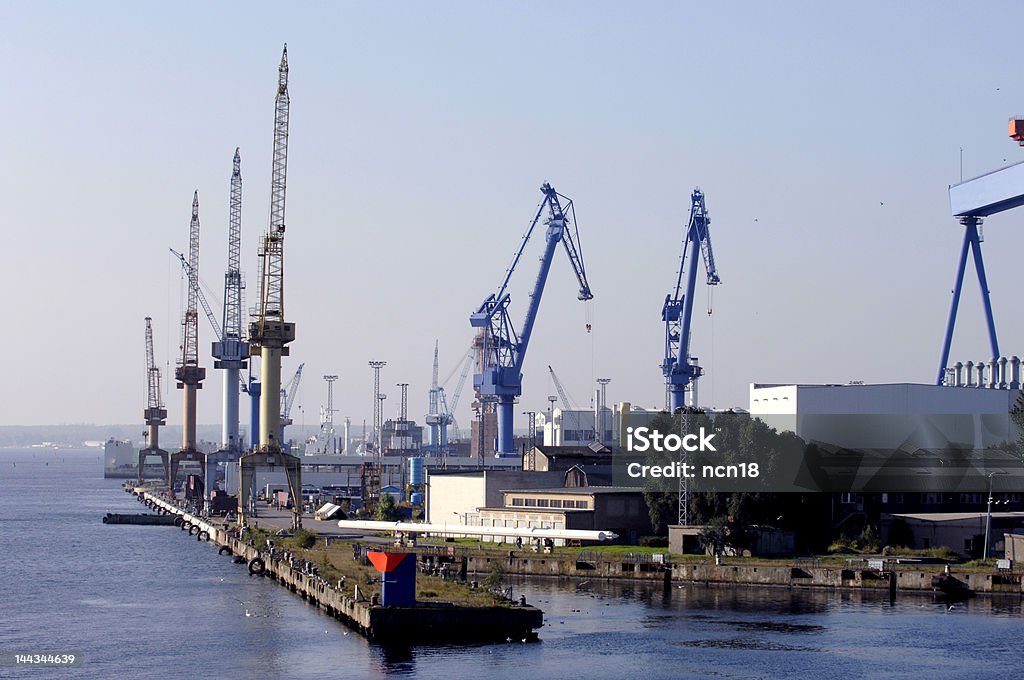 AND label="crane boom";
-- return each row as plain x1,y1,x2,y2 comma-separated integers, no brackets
662,188,720,412
470,182,593,454
547,365,577,411
144,317,164,414
170,248,222,340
